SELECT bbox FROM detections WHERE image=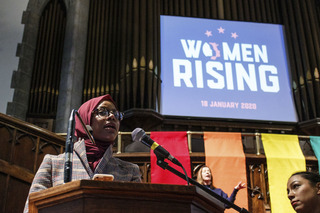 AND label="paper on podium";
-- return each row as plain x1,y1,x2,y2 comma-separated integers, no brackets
92,174,114,181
